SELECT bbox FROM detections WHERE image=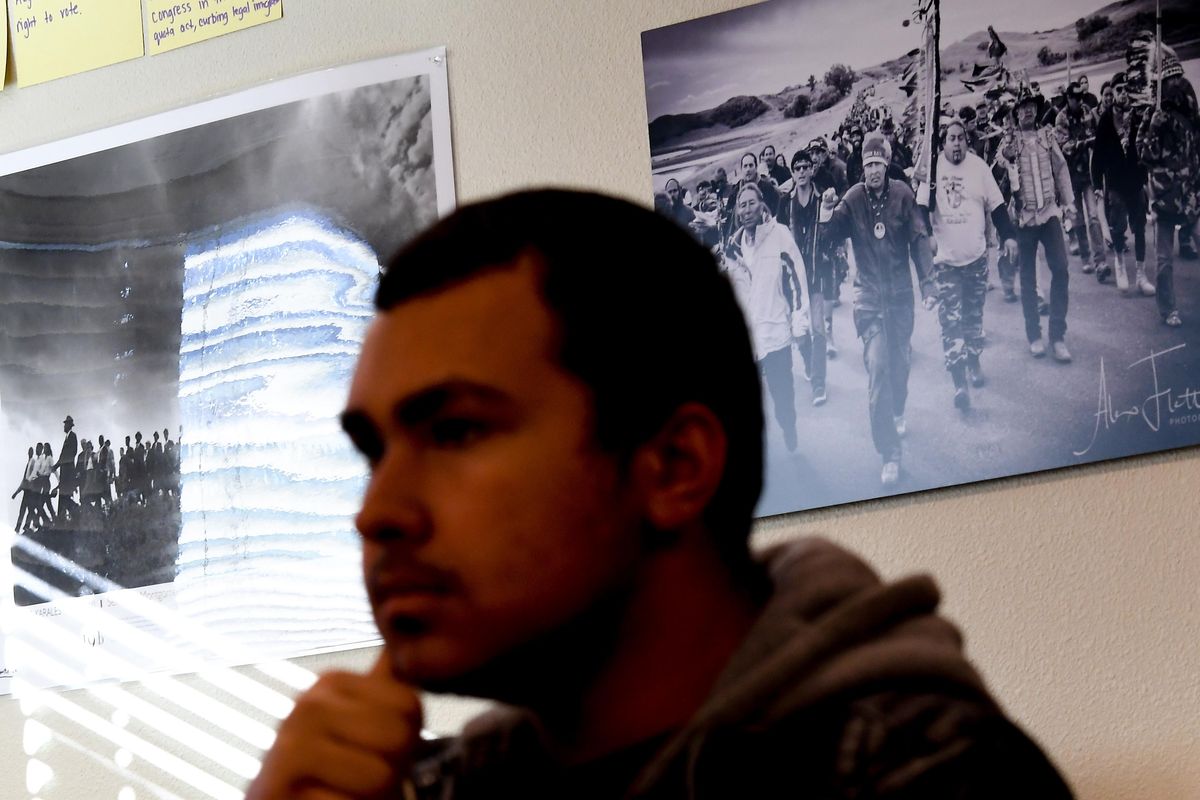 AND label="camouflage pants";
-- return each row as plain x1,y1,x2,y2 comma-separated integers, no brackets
934,256,988,370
